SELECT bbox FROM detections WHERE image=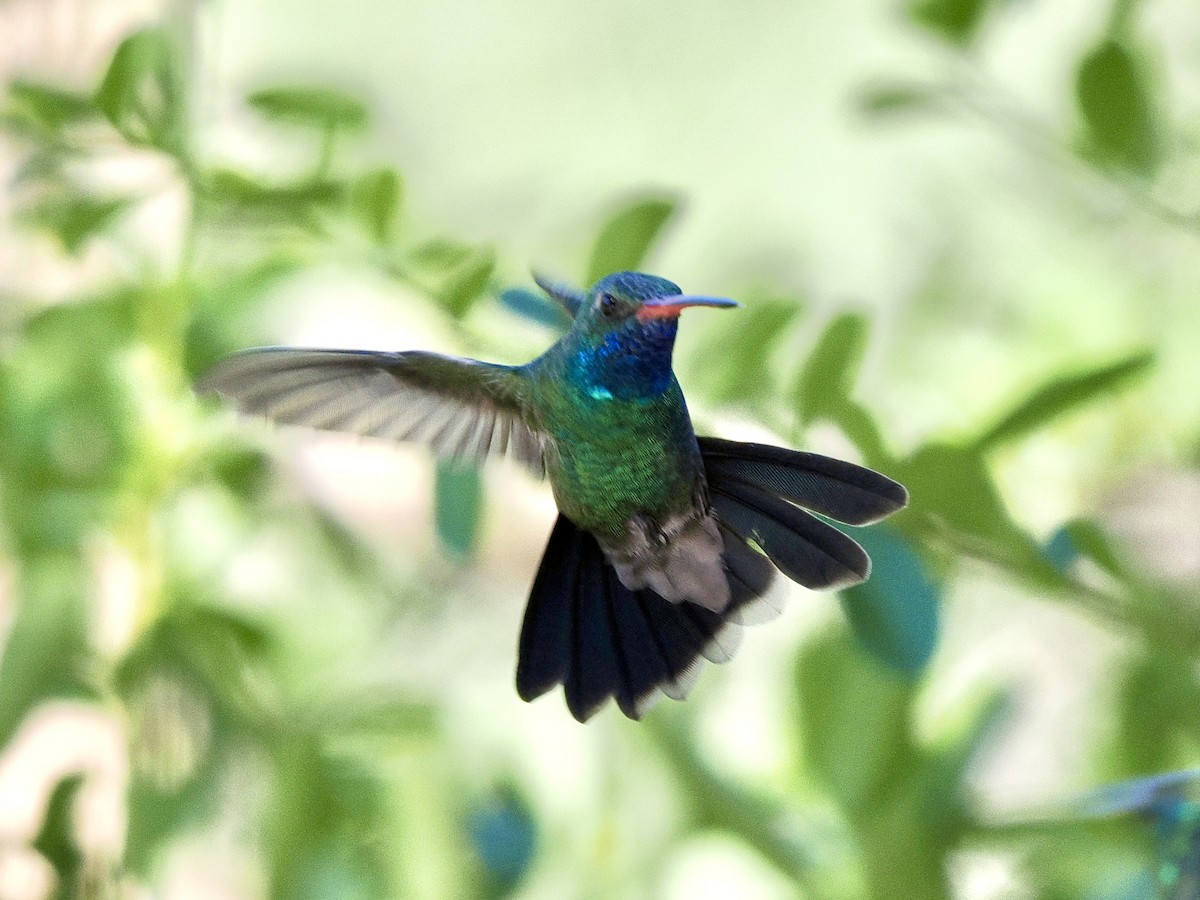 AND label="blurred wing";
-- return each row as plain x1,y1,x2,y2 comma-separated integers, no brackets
199,347,548,475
